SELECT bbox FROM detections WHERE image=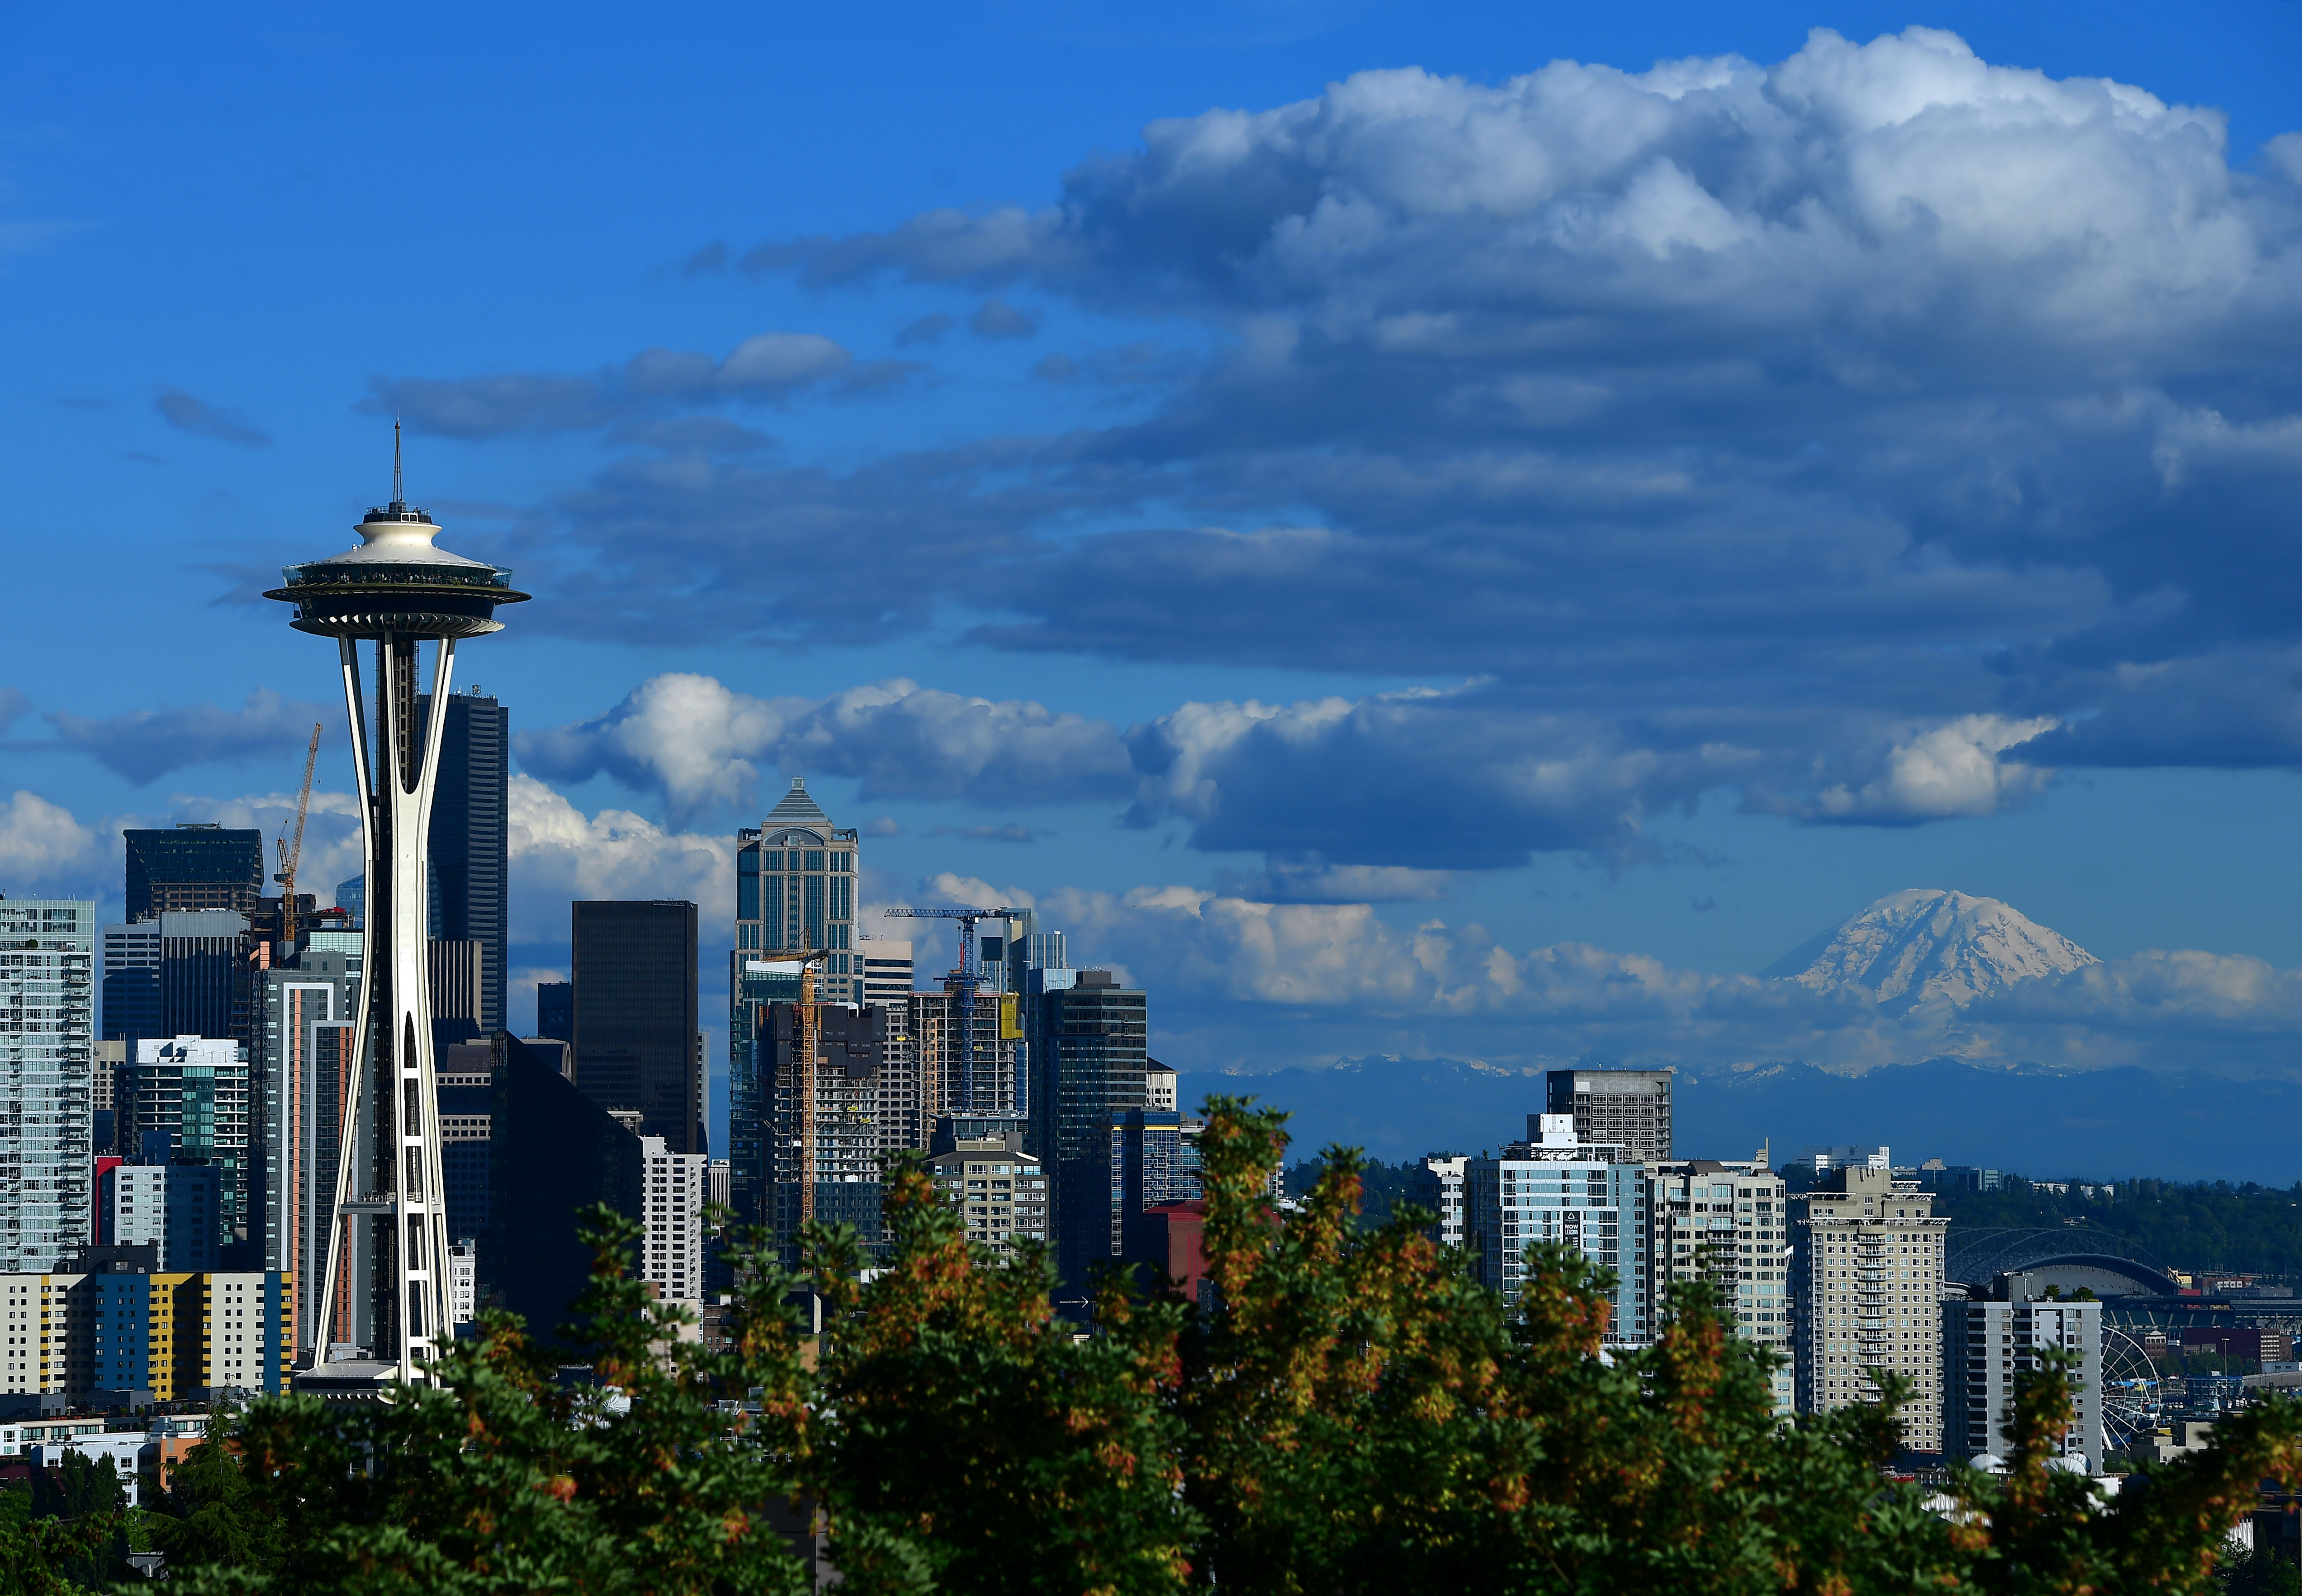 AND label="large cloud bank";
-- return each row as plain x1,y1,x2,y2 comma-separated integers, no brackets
378,27,2302,874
